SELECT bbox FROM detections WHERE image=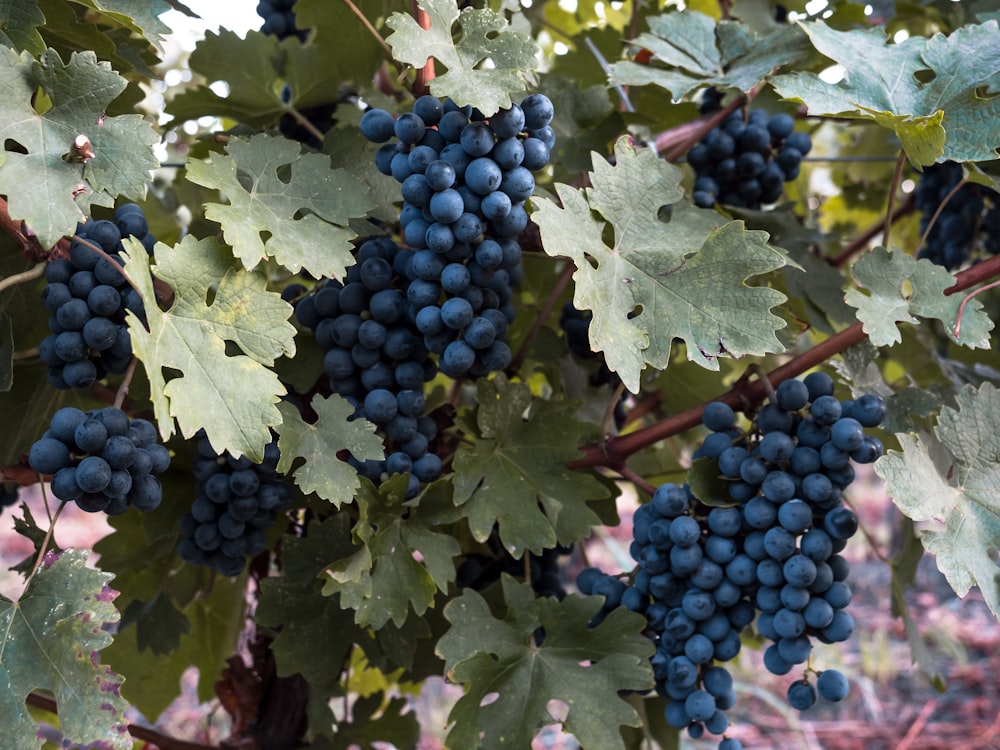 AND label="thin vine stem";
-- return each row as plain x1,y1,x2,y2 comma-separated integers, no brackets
0,260,46,294
570,252,1000,470
953,278,1000,338
340,0,394,58
25,491,66,589
881,150,908,251
508,262,574,374
914,177,966,256
282,105,327,145
113,357,140,410
829,193,916,267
